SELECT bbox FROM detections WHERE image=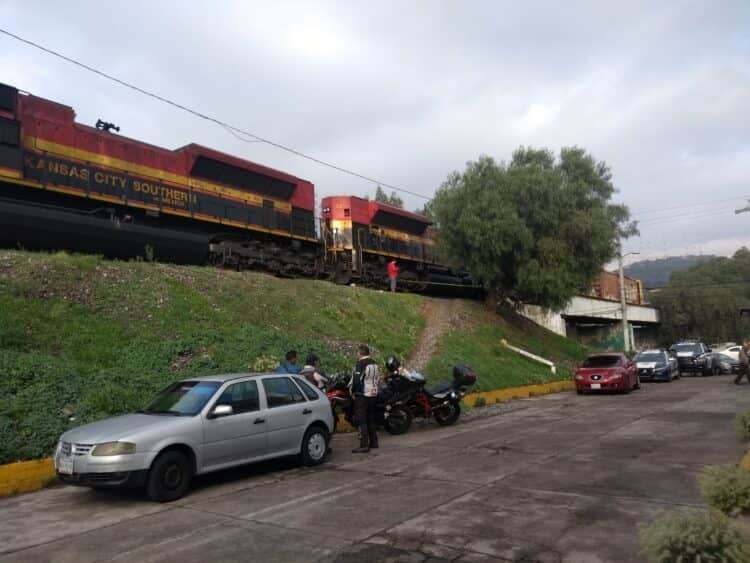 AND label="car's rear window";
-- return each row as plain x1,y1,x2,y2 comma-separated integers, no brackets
582,355,623,368
635,353,663,362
